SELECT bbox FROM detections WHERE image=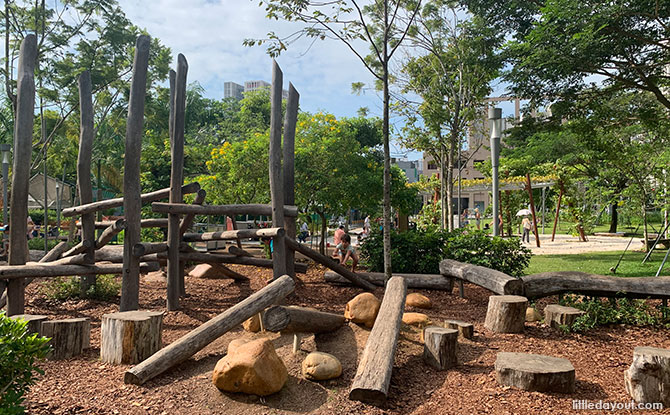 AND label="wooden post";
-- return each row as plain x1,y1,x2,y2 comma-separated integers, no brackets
77,70,96,292
551,184,563,242
41,318,90,360
167,55,188,310
7,35,37,316
101,310,163,364
283,83,299,278
525,173,541,247
269,60,286,280
349,276,407,405
121,35,150,312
